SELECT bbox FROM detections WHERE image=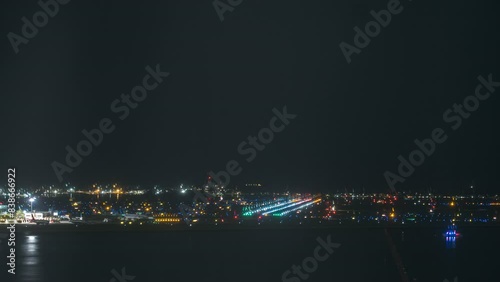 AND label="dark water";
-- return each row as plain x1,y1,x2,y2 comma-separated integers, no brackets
1,227,498,282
